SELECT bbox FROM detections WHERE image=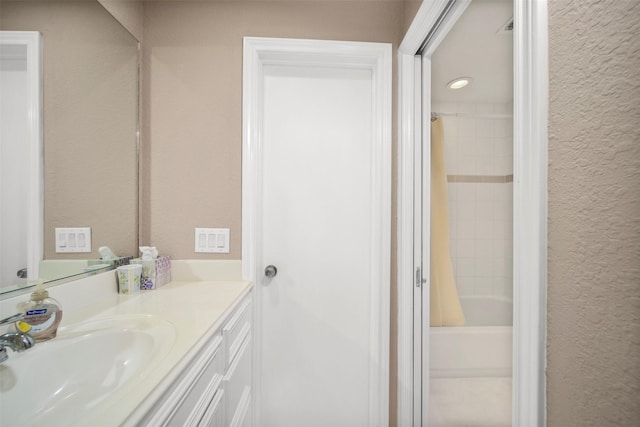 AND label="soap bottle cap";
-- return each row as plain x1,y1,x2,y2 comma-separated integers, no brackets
30,279,49,301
